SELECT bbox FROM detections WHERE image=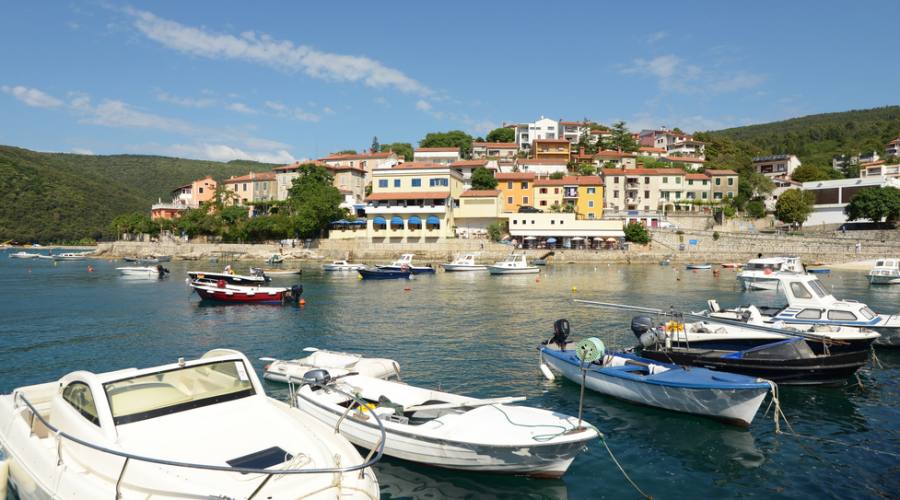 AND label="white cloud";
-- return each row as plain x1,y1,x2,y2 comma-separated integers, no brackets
156,91,215,108
621,54,762,94
1,85,64,108
321,106,334,115
707,72,767,93
292,109,320,122
76,97,199,134
264,100,286,111
415,99,432,111
127,8,431,95
225,102,257,114
646,31,667,44
168,142,296,164
374,96,389,107
71,147,94,155
622,55,682,78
